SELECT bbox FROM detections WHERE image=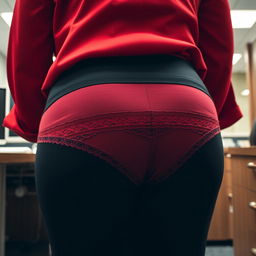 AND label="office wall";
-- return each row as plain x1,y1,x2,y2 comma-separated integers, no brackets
0,53,7,88
220,72,250,136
